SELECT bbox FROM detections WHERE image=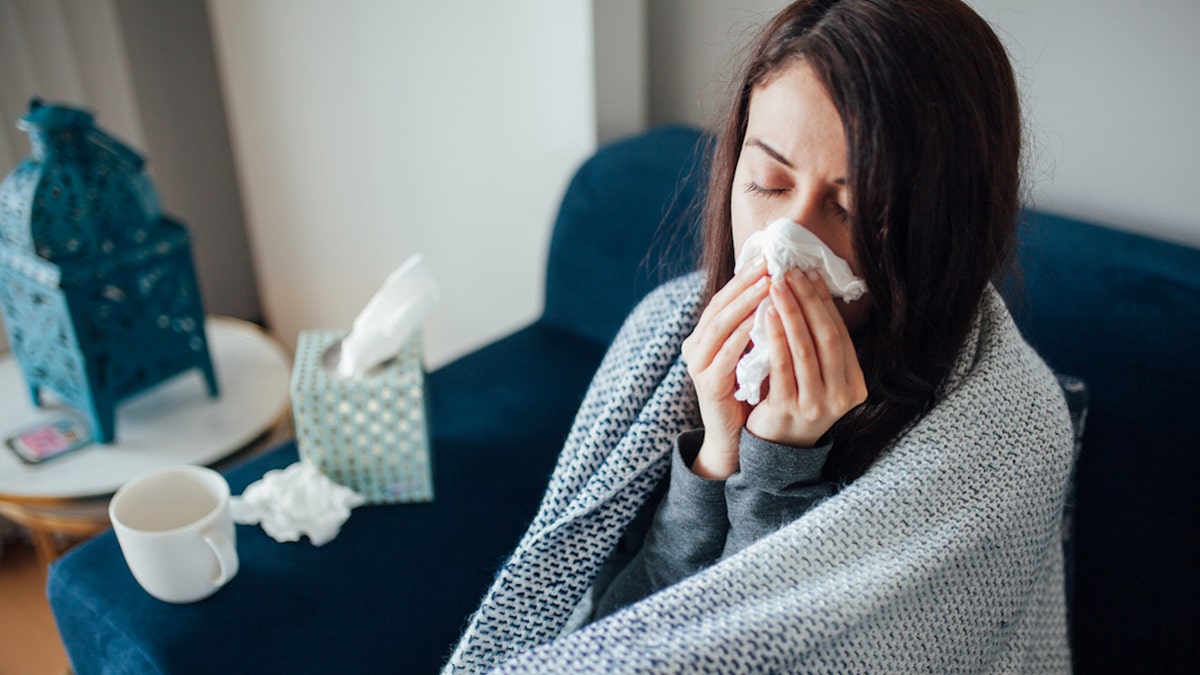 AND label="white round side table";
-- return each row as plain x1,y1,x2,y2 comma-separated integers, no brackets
0,317,292,564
